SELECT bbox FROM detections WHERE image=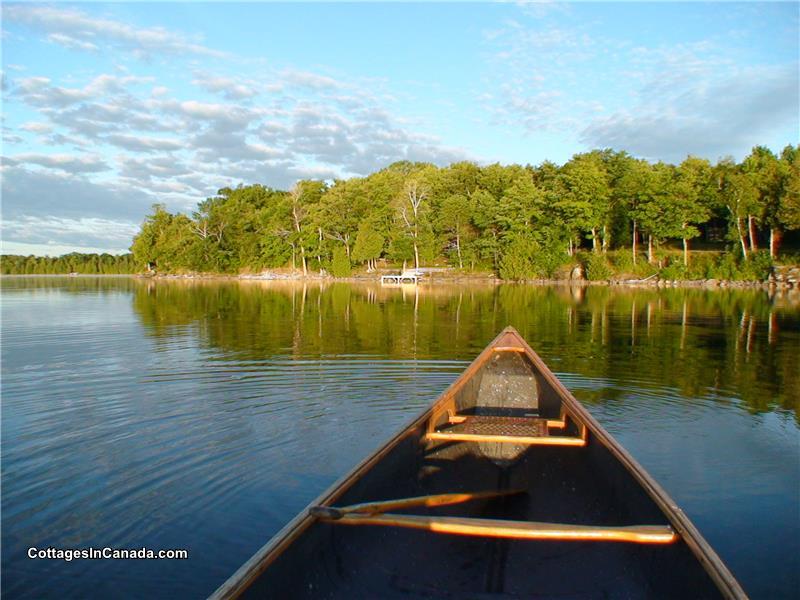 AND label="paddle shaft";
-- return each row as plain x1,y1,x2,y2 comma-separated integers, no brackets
320,512,678,544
